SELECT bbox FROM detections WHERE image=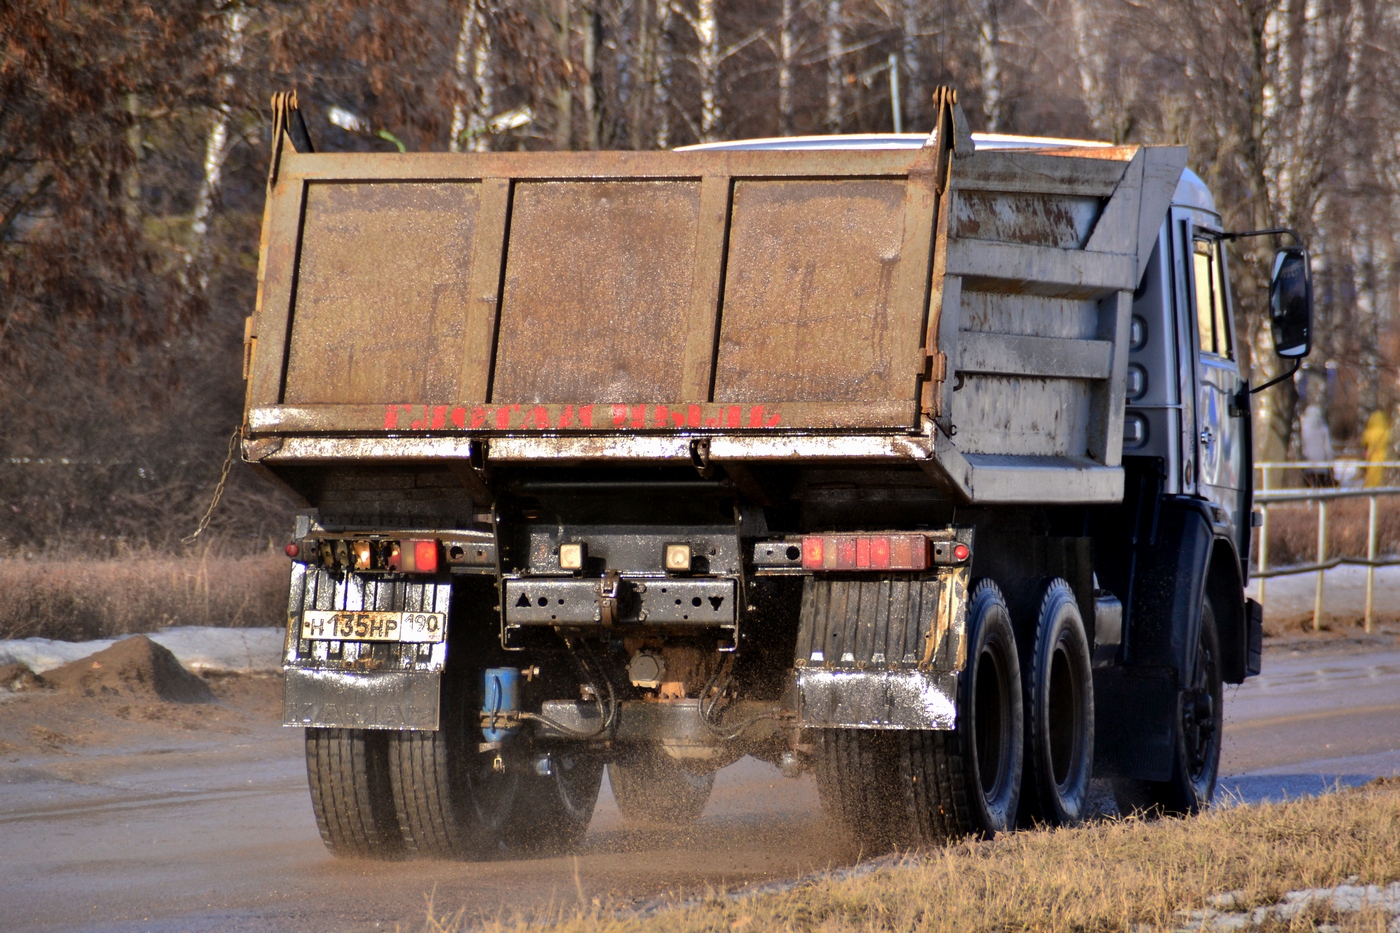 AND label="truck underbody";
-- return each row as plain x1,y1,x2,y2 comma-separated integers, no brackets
244,91,1265,859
